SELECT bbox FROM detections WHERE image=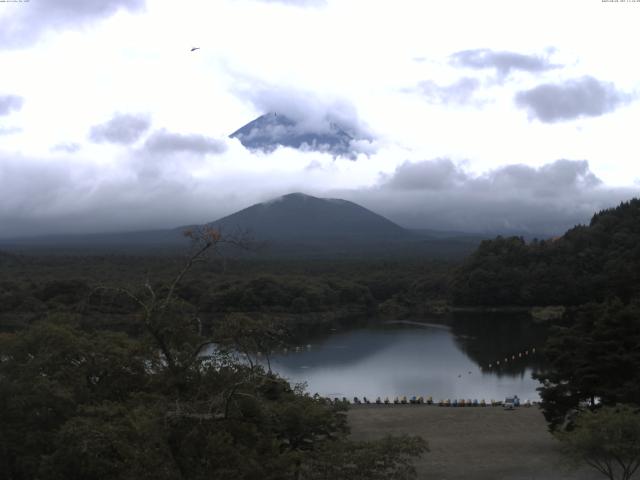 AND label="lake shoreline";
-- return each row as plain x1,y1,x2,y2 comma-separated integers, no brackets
270,318,546,401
